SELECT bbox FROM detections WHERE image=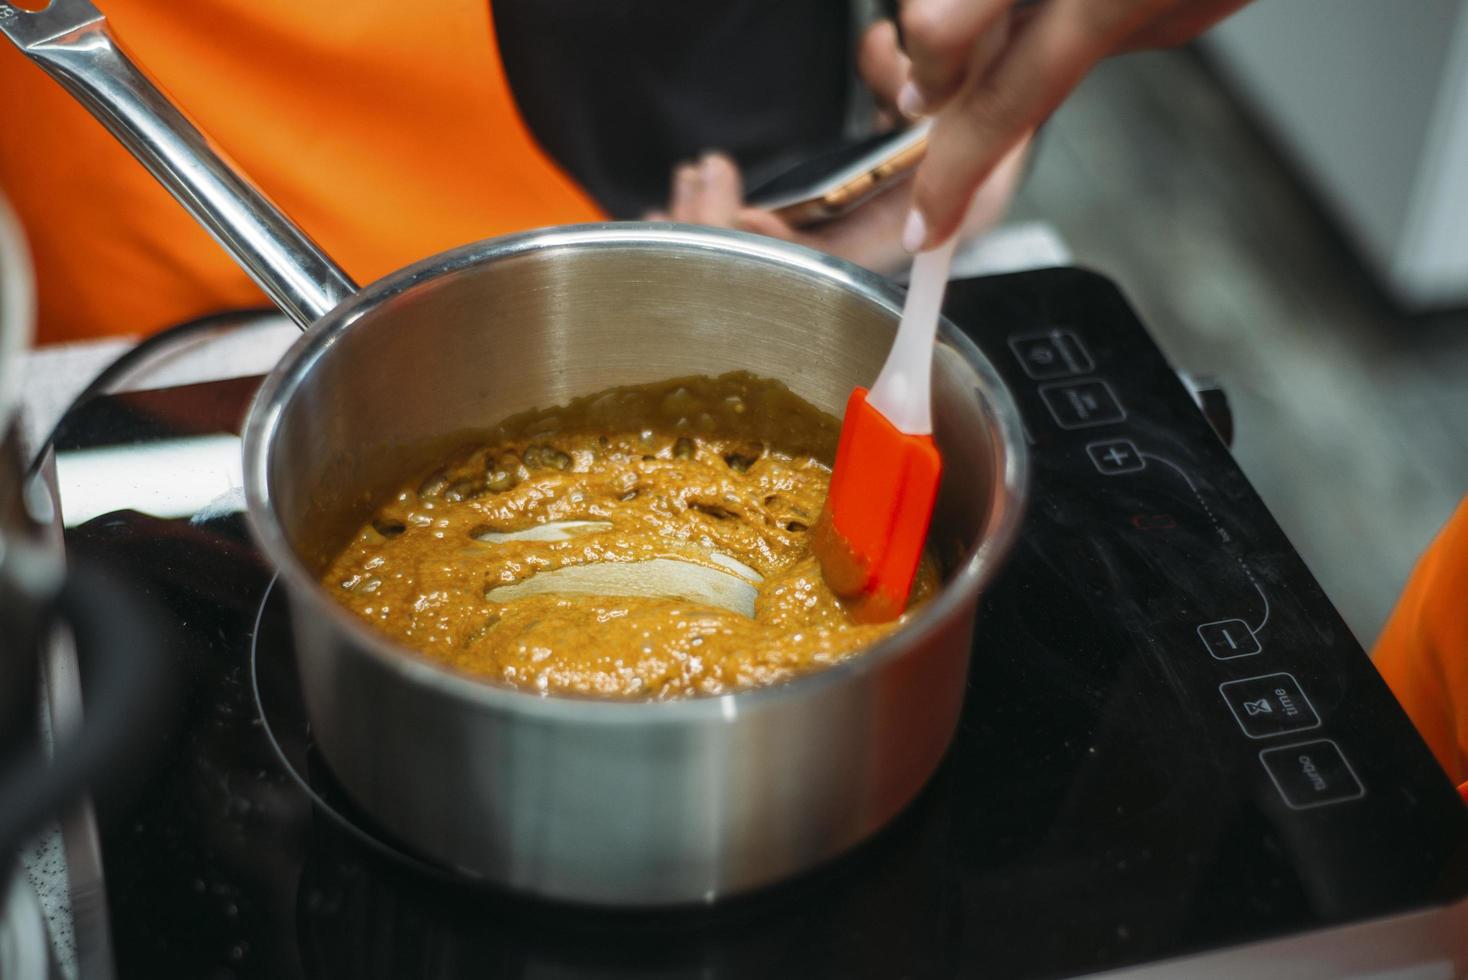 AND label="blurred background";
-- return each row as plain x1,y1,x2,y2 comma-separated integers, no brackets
1012,0,1468,646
